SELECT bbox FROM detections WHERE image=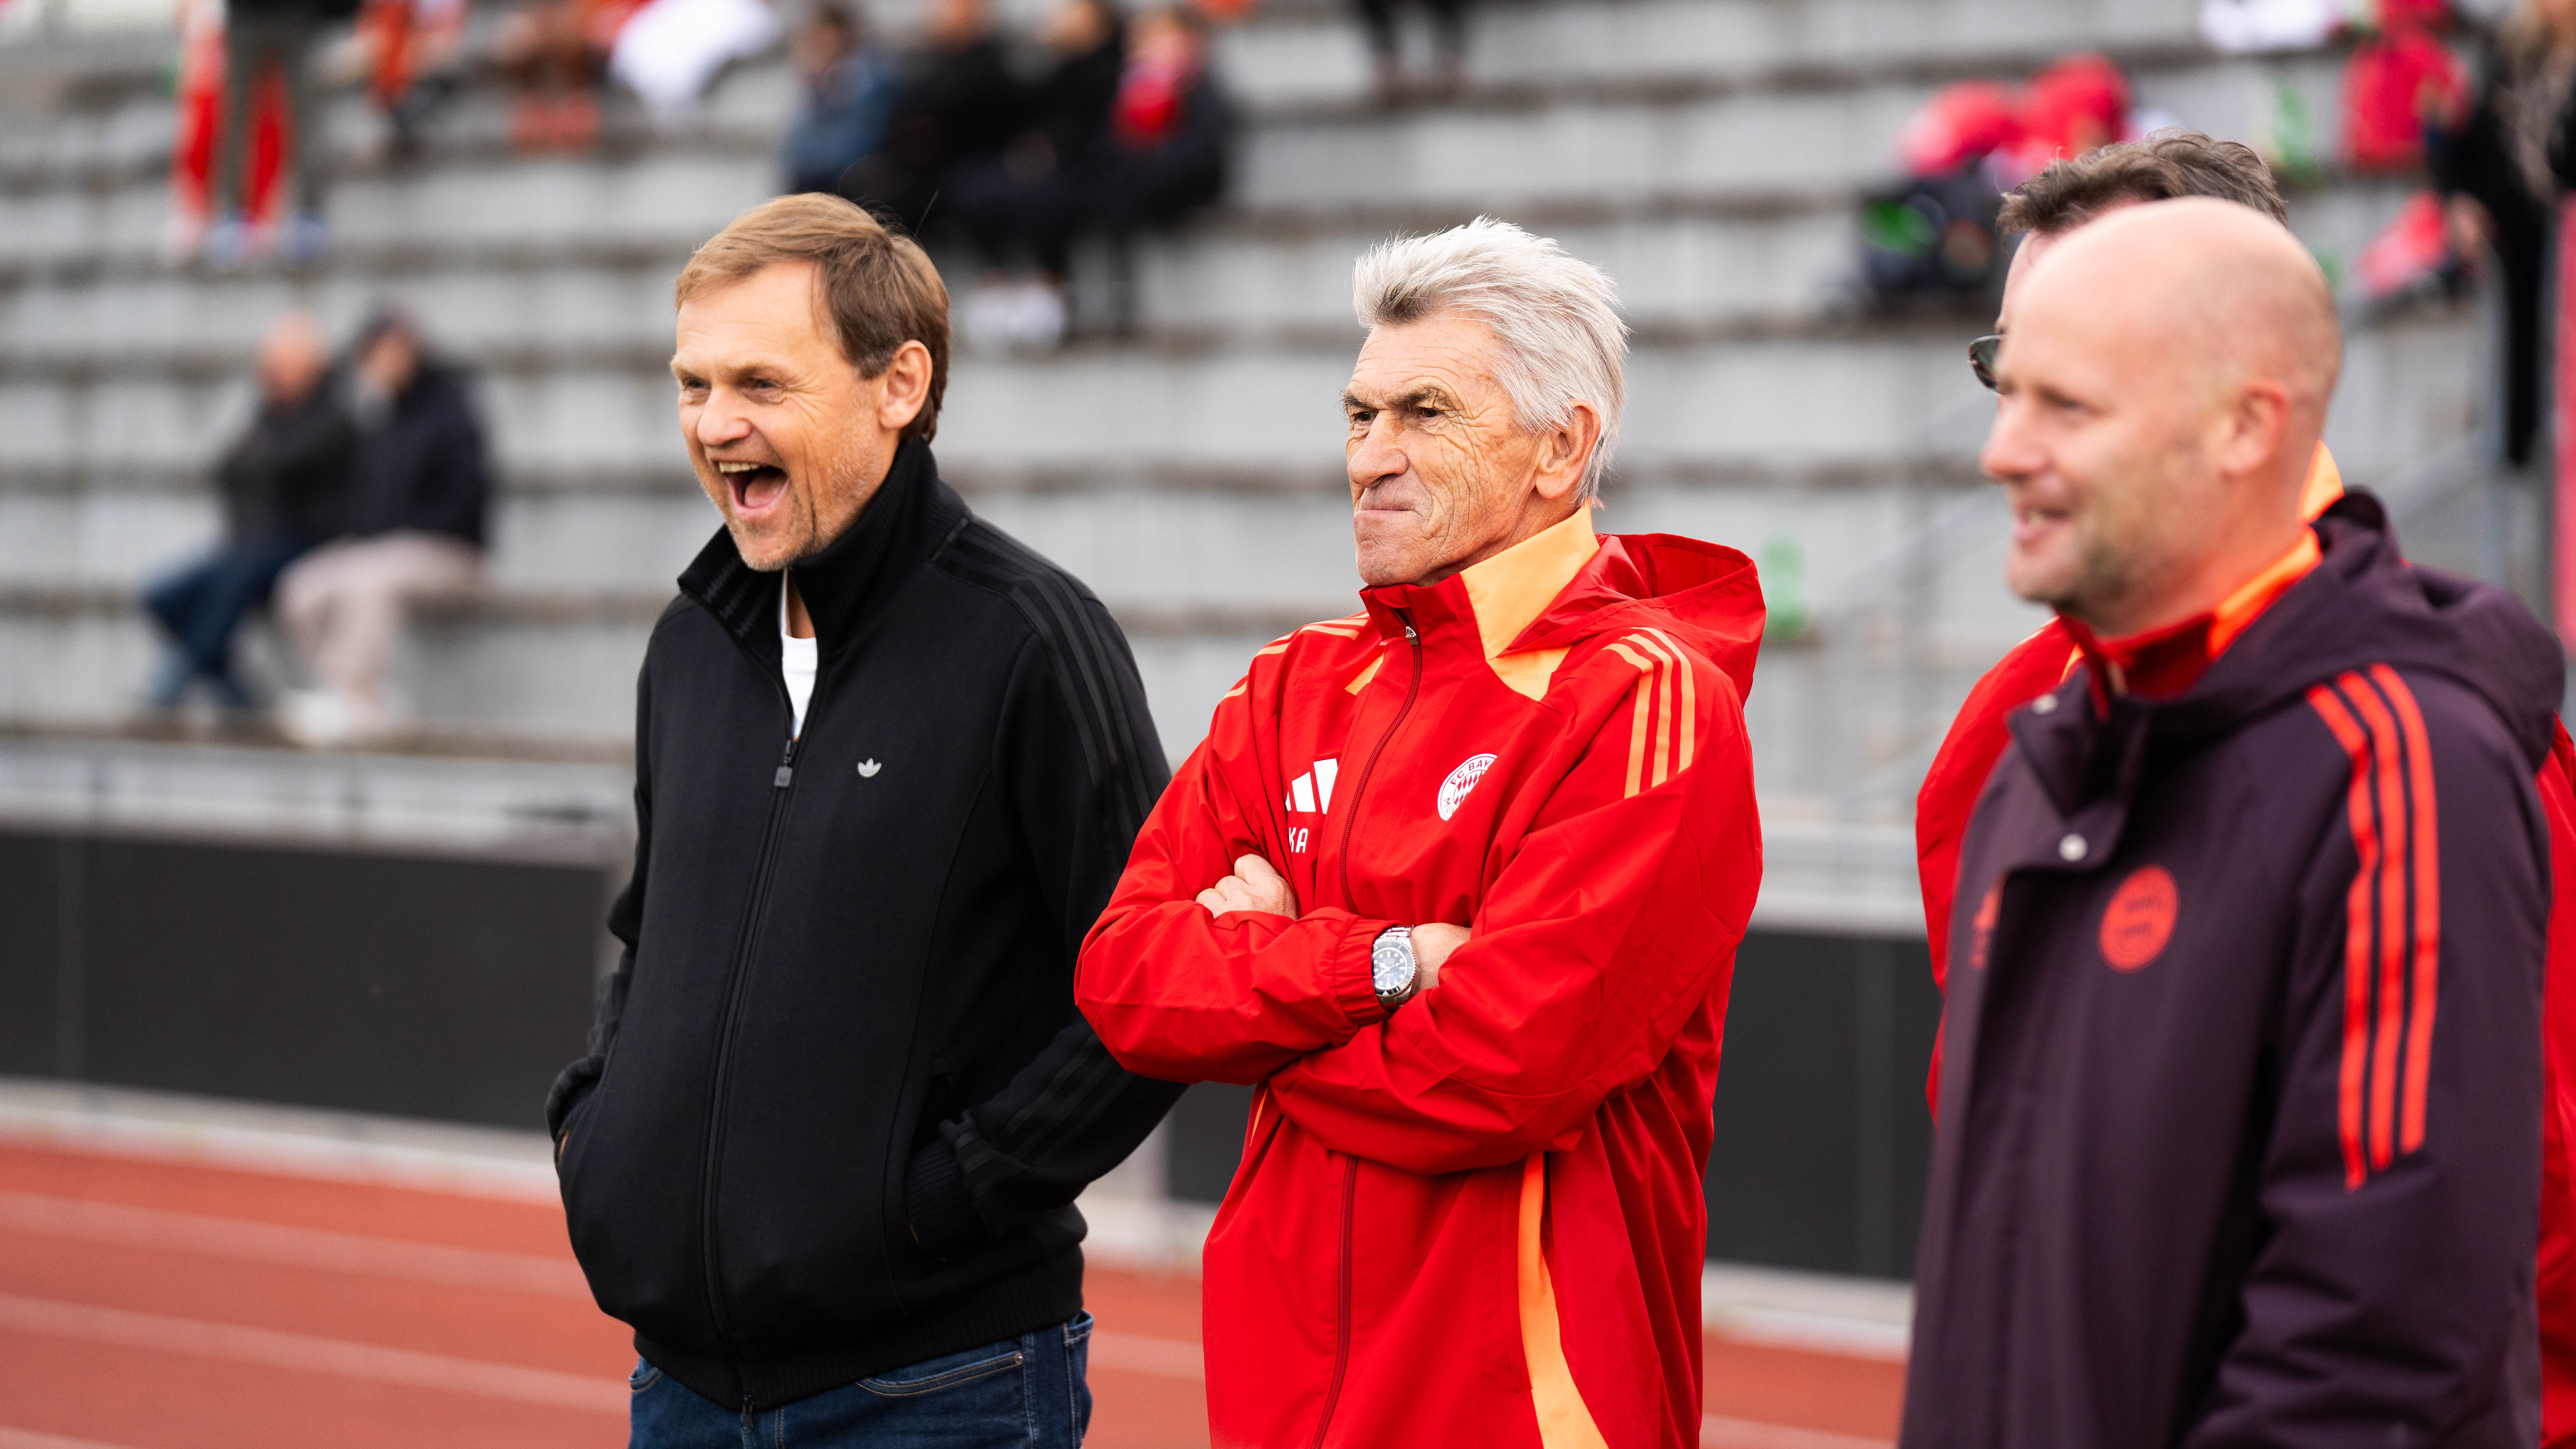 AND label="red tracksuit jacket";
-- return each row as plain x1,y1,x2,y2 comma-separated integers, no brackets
1077,508,1764,1448
1916,460,2576,1440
